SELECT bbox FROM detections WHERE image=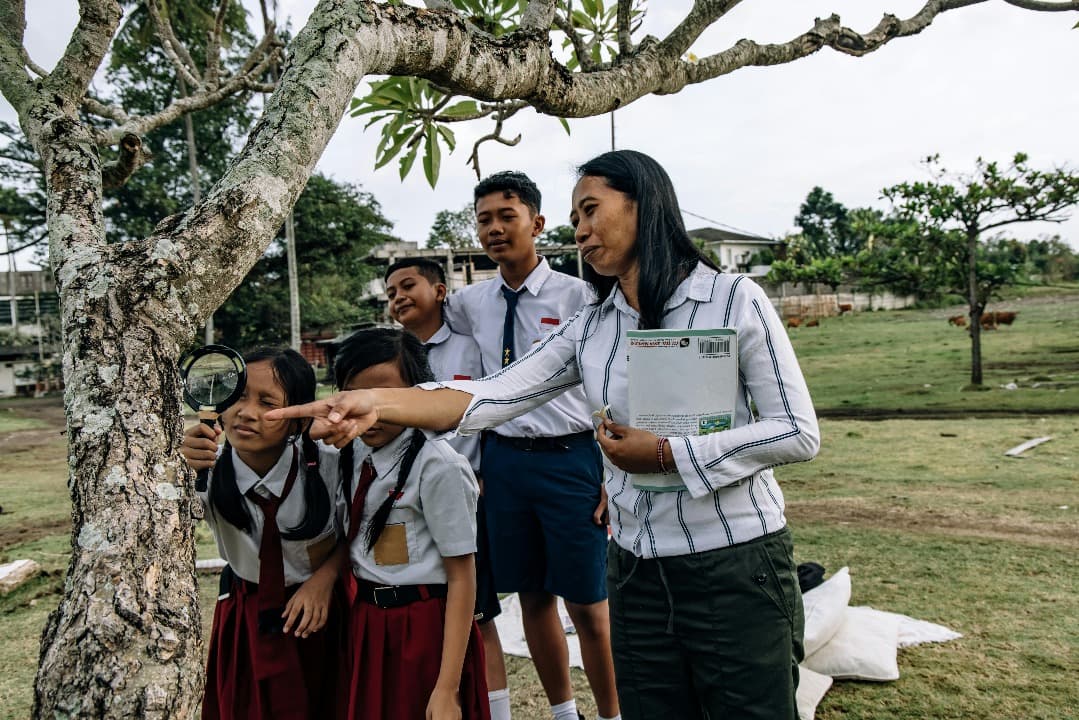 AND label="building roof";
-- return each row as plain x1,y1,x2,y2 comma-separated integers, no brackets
688,227,776,245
